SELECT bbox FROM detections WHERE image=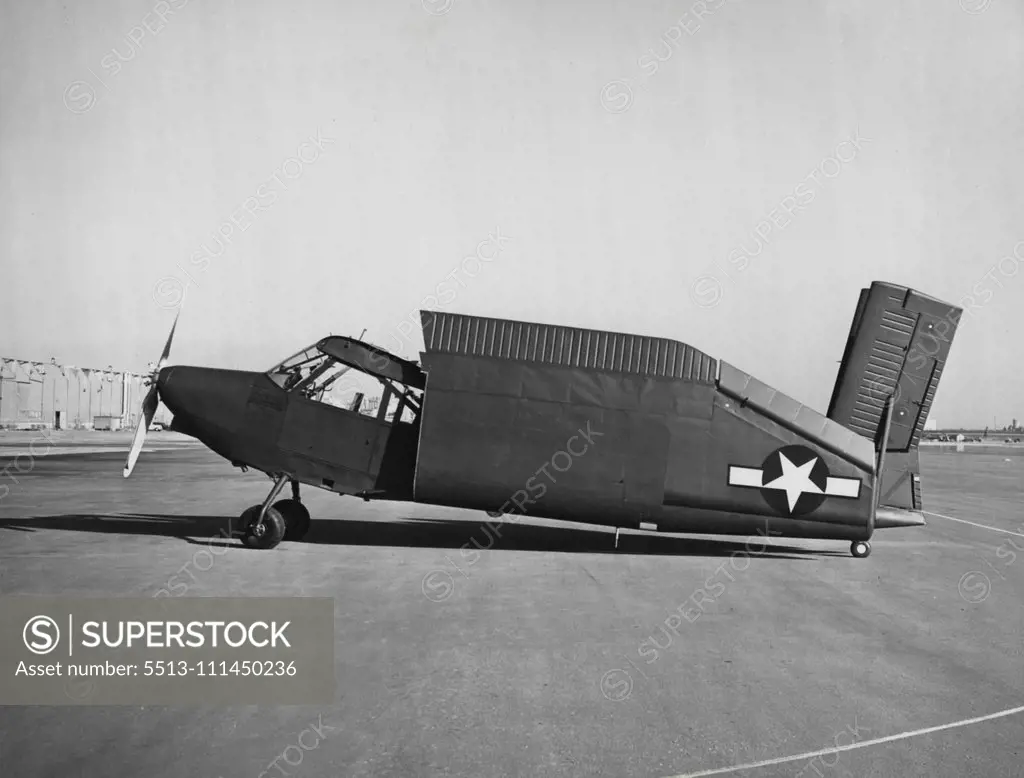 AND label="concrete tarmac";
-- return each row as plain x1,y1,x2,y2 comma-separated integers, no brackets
0,445,1022,777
